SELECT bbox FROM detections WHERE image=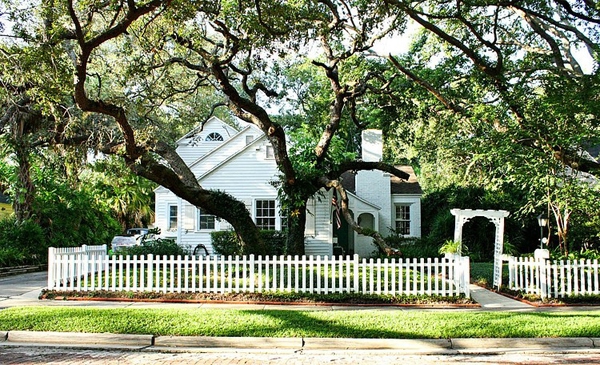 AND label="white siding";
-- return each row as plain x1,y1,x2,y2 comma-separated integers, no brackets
154,191,179,239
176,117,238,165
305,189,334,256
157,136,282,253
190,127,261,178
